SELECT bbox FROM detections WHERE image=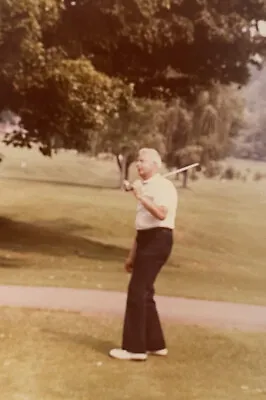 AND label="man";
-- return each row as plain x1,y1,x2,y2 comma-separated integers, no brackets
109,147,178,361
